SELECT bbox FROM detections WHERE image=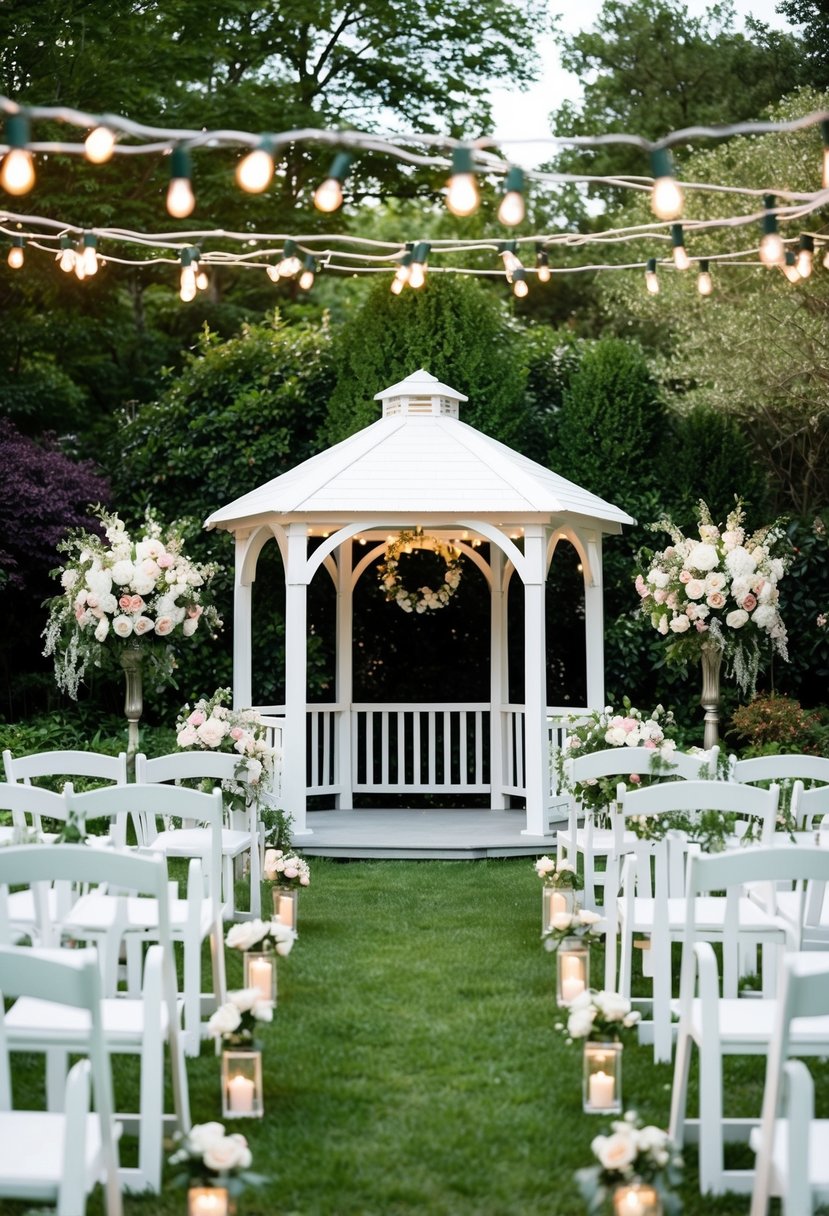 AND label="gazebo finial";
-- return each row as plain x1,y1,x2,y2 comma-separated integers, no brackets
374,368,468,418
